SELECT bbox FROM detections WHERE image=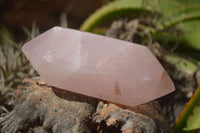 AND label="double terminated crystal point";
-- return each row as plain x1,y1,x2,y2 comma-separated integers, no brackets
22,26,175,107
